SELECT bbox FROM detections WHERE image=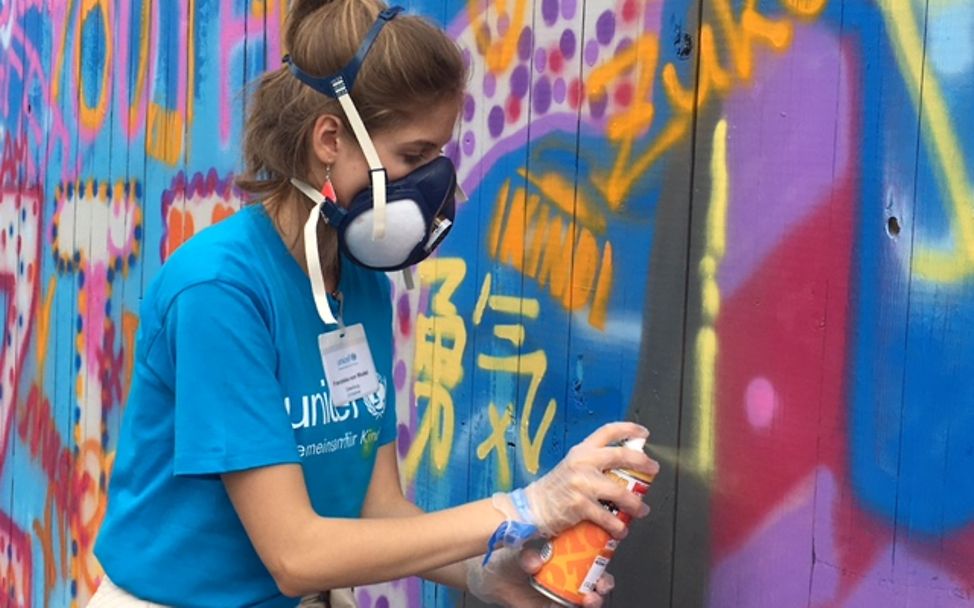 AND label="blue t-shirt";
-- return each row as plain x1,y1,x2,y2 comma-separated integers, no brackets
95,204,397,607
